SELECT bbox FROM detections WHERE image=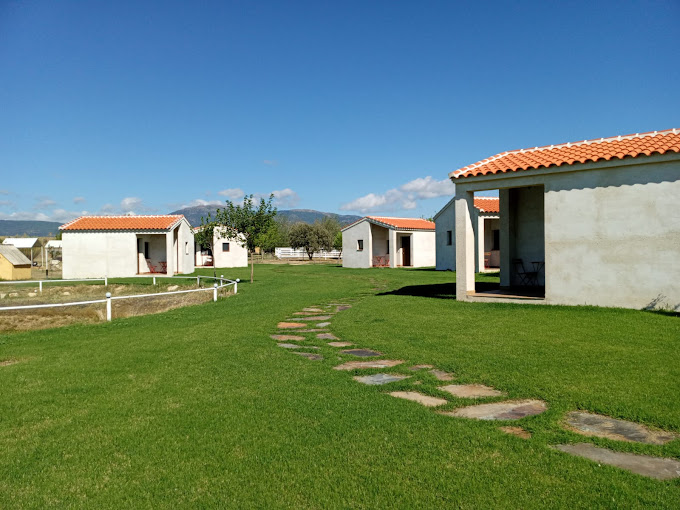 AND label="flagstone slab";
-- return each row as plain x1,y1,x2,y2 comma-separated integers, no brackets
389,391,448,407
317,333,339,340
278,343,319,350
293,311,330,316
303,308,324,313
430,369,455,381
564,411,677,445
270,334,306,341
334,360,404,371
441,399,547,421
409,364,434,370
316,322,331,327
295,329,327,333
499,426,532,439
552,443,680,480
328,342,354,347
342,349,383,357
292,352,323,361
277,322,307,329
354,373,410,385
291,315,332,321
439,384,506,399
